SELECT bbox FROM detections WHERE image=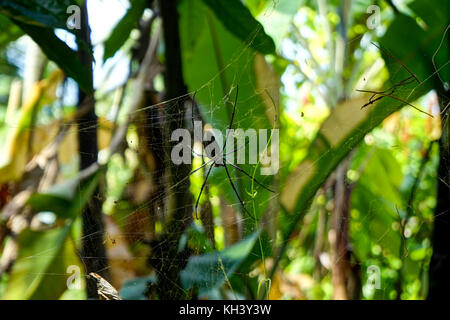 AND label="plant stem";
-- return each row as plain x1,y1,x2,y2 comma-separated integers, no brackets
76,1,109,299
154,0,191,300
